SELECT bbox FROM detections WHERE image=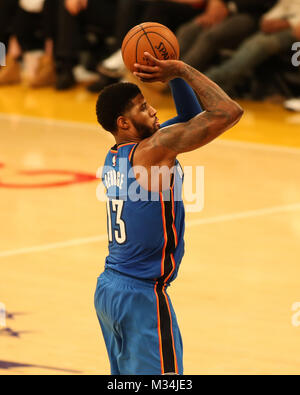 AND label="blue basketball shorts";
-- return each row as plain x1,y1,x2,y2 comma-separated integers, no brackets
94,268,183,375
